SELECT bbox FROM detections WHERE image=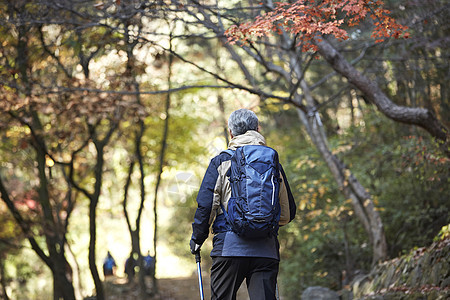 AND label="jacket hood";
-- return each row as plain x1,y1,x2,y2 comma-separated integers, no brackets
228,130,266,150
